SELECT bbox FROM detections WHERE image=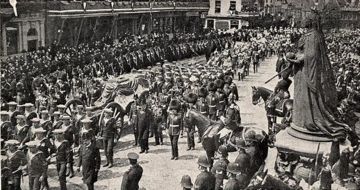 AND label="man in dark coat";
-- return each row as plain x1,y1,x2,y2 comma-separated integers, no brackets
77,129,101,190
137,101,150,154
121,152,143,190
25,141,47,190
194,155,216,190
